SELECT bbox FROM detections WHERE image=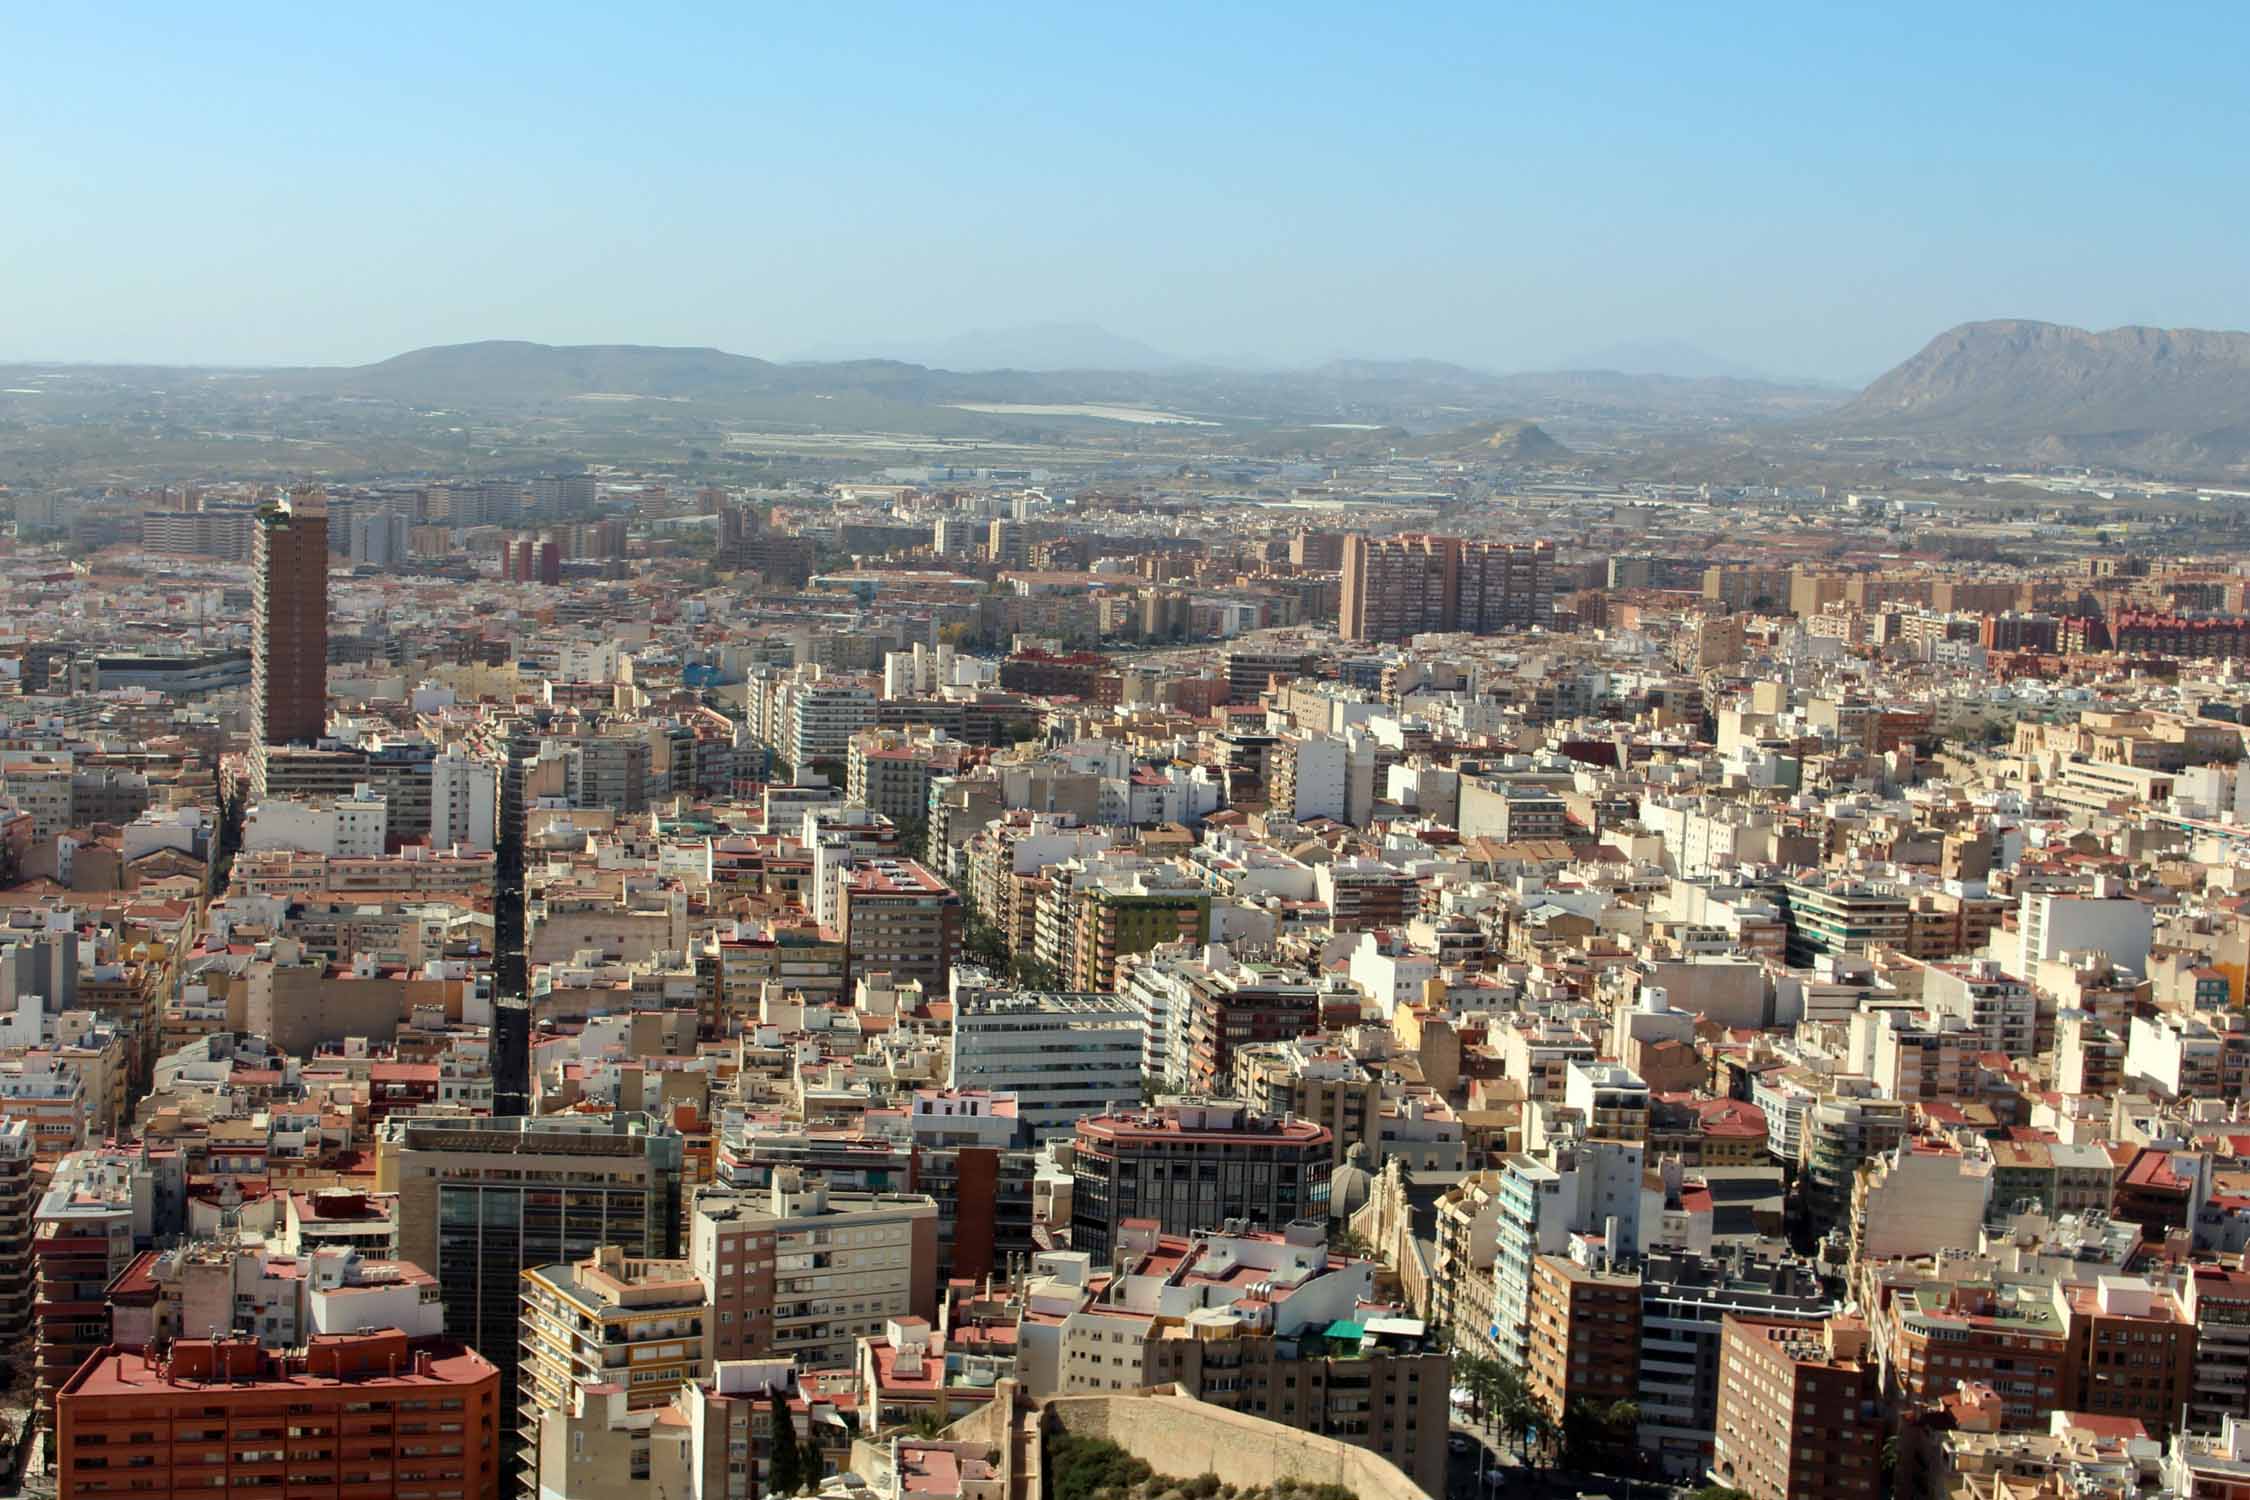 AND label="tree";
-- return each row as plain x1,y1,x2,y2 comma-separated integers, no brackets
767,1389,803,1496
897,813,931,866
1046,1431,1154,1500
1451,1352,1499,1421
1328,1226,1374,1261
796,1419,828,1489
1496,1383,1542,1464
1560,1398,1611,1472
